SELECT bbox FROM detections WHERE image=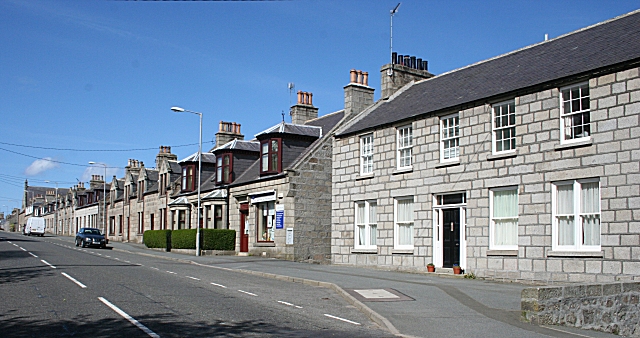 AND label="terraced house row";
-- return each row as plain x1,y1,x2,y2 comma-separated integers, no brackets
20,10,640,283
